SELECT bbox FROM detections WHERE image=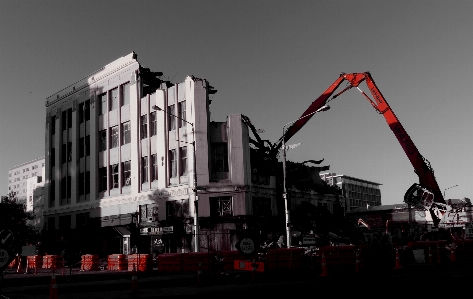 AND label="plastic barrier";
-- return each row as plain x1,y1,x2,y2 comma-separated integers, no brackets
406,240,448,263
27,255,43,270
107,254,127,271
265,248,305,270
181,252,216,273
453,239,473,262
220,251,246,271
157,253,183,273
81,254,99,271
319,245,358,266
128,254,152,272
43,255,63,269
